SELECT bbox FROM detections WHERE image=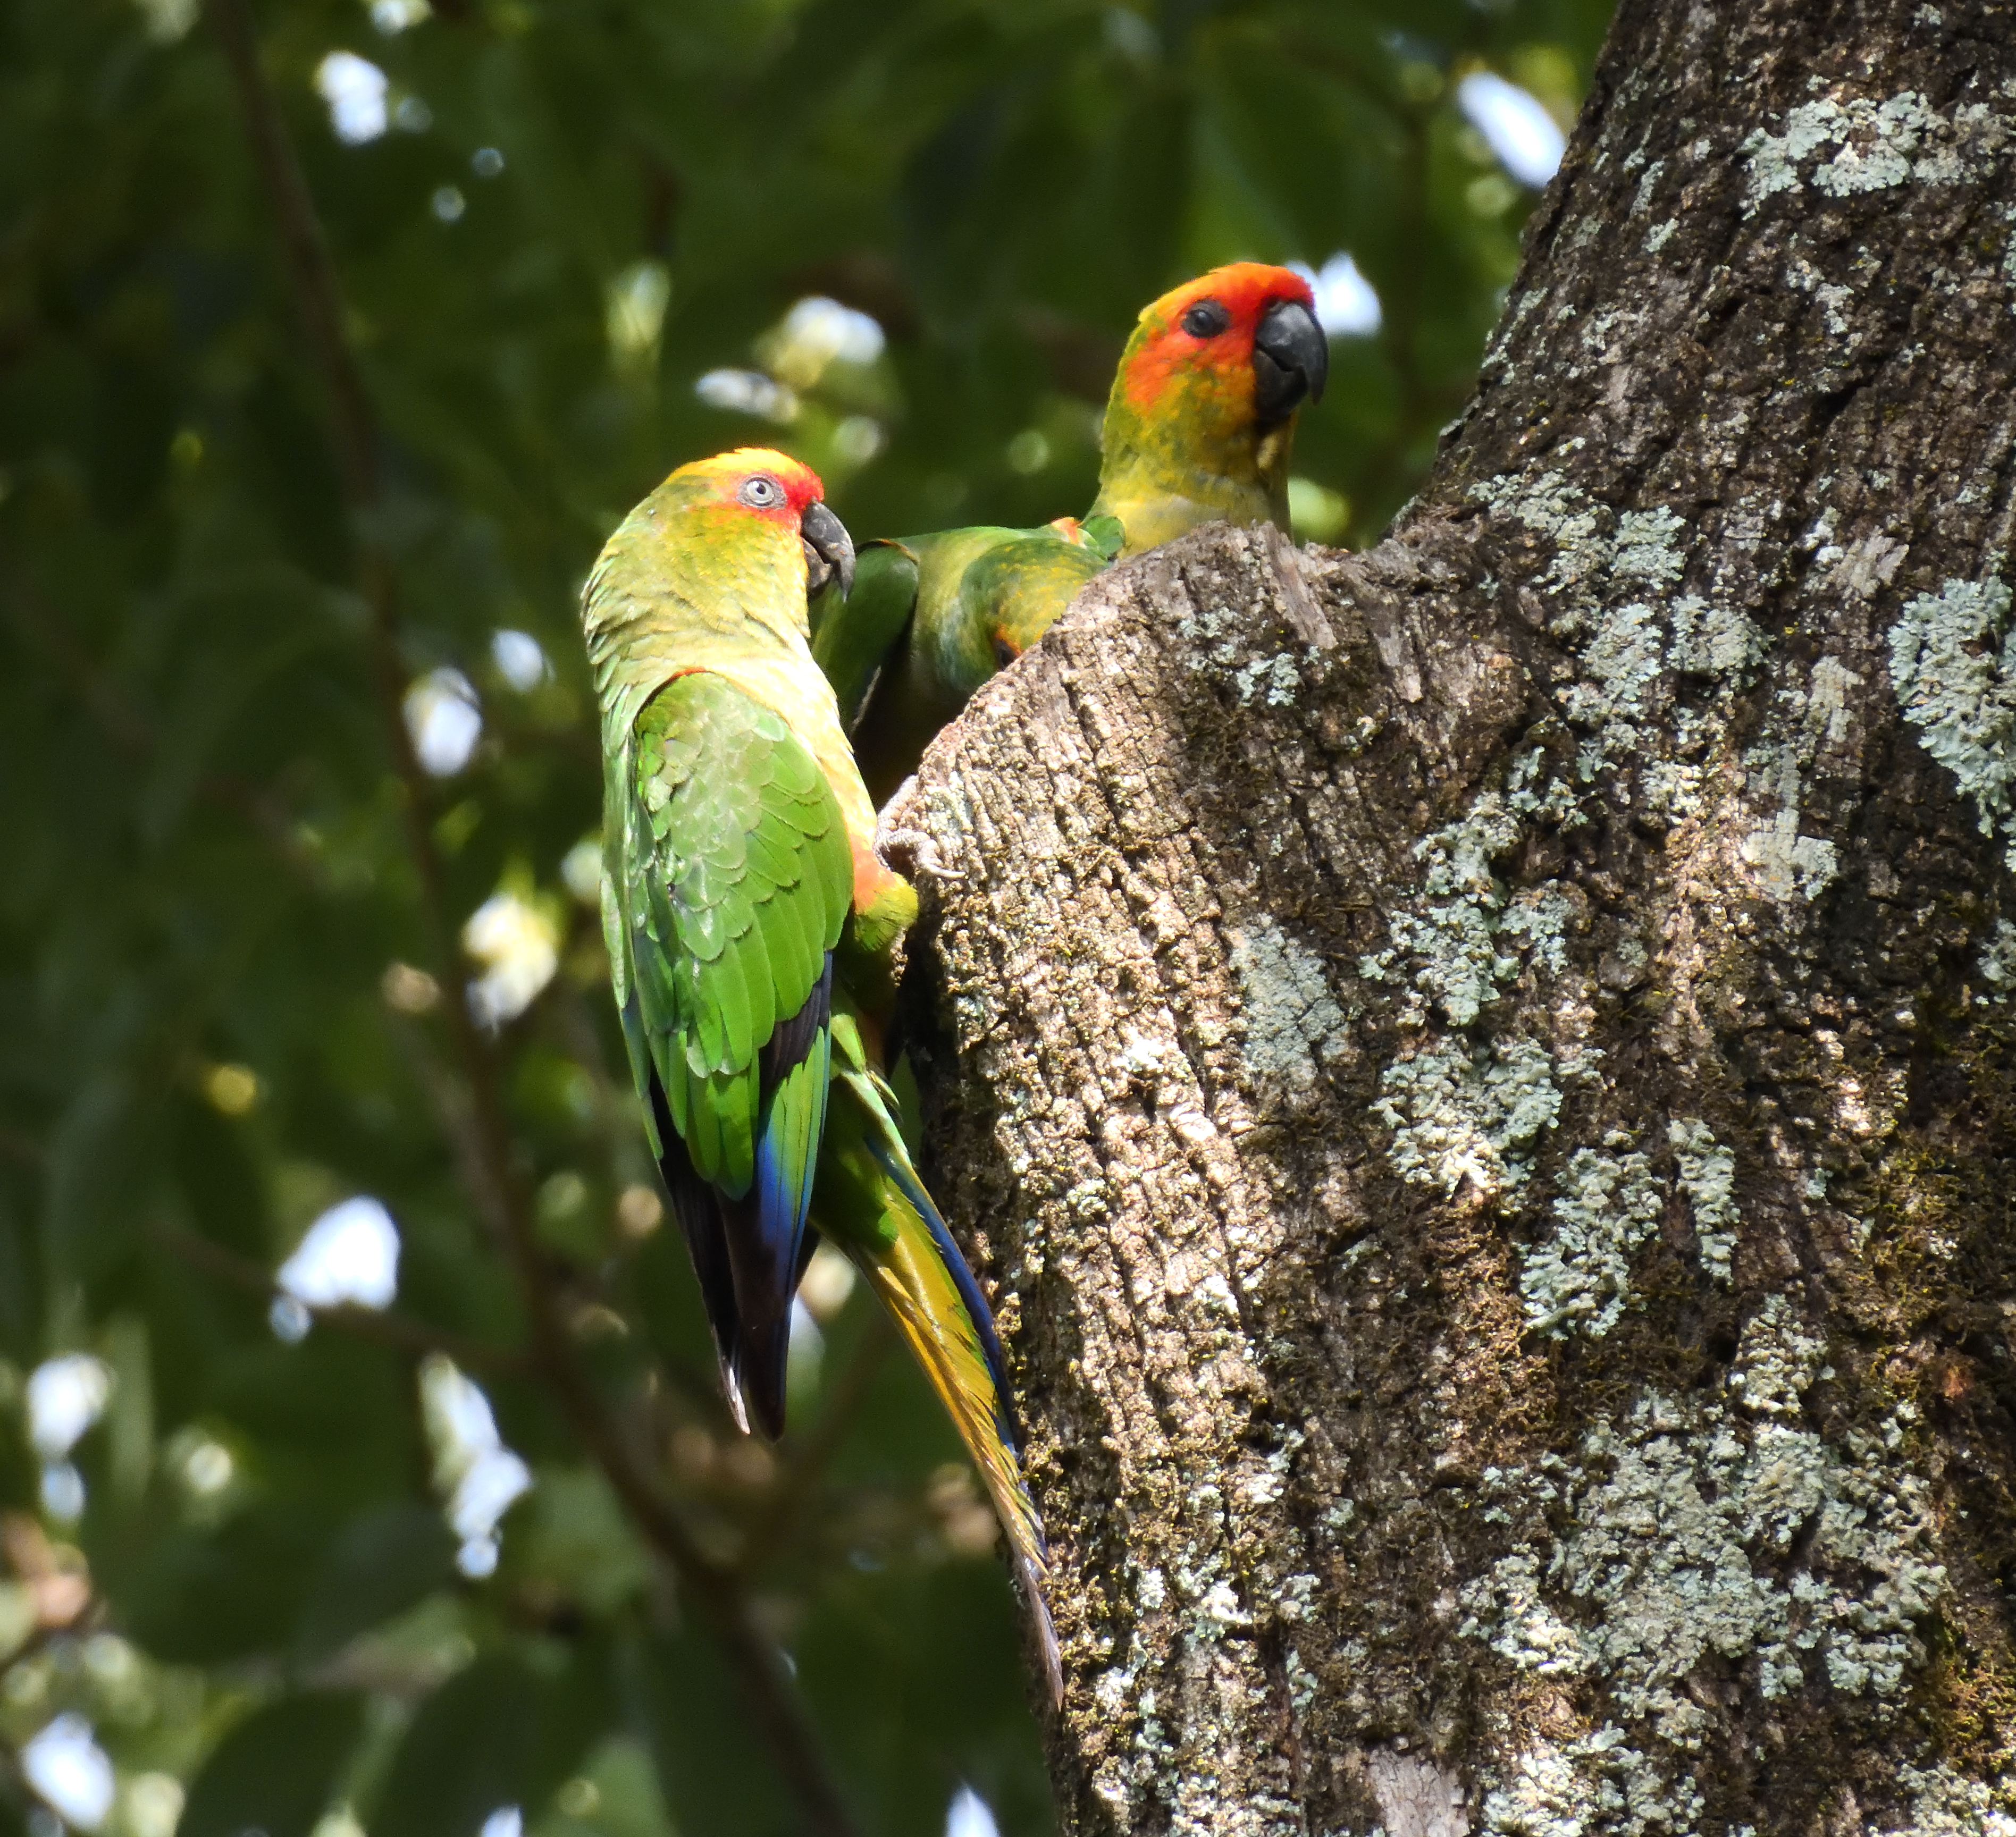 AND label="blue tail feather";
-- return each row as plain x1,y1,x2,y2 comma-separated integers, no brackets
719,956,834,1439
